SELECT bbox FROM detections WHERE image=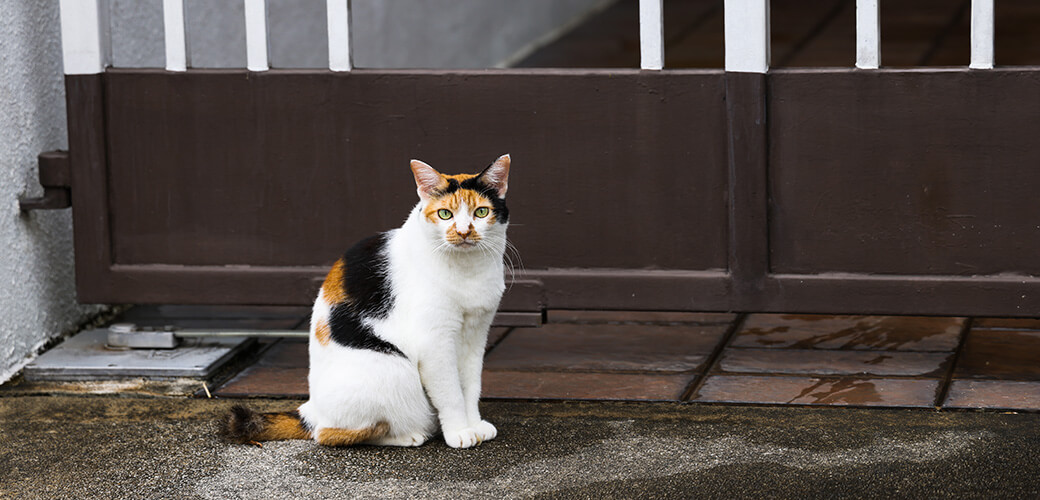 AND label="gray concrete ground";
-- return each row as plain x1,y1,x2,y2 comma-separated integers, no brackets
1,396,1038,499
